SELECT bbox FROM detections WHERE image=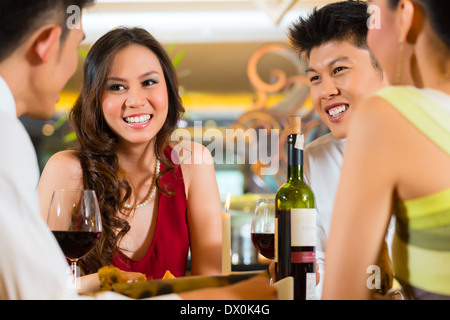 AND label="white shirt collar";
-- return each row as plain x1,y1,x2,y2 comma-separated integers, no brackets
331,135,347,145
0,76,17,119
